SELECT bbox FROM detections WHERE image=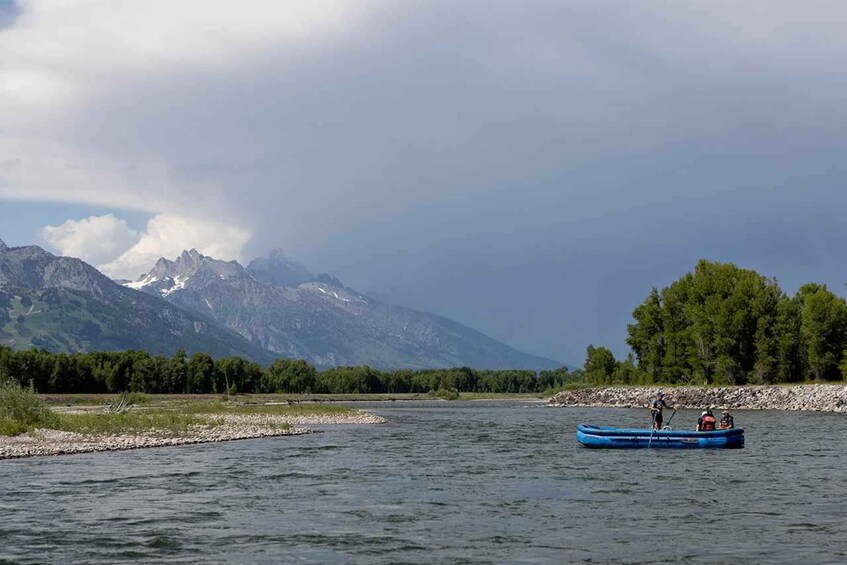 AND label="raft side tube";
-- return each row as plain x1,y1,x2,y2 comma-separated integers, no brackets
576,424,744,449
